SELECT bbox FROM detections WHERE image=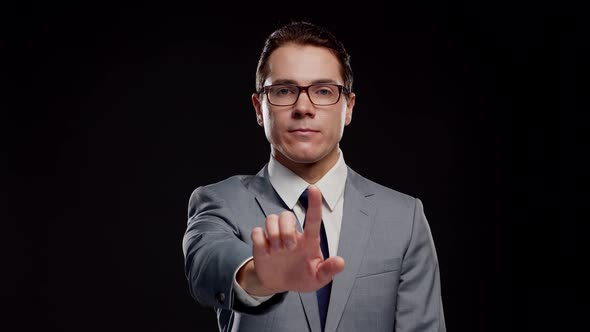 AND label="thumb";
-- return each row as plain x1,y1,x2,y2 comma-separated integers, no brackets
316,256,345,285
